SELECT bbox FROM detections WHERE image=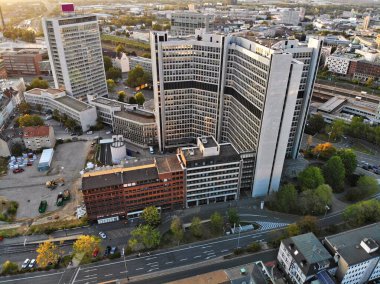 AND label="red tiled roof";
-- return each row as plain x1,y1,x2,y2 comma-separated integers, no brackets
23,126,50,138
